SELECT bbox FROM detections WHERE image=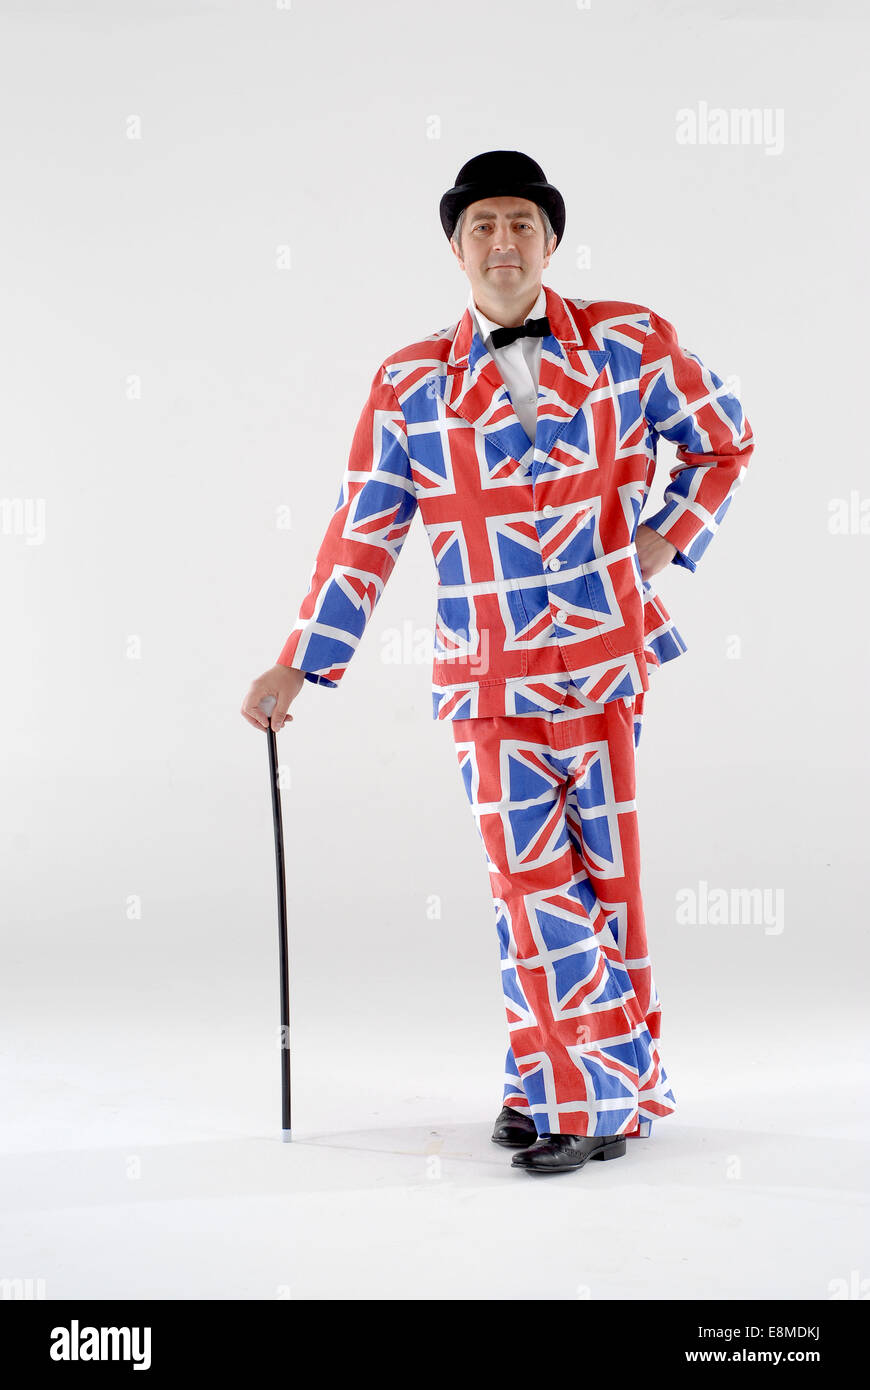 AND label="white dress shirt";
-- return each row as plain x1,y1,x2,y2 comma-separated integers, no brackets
466,284,547,445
